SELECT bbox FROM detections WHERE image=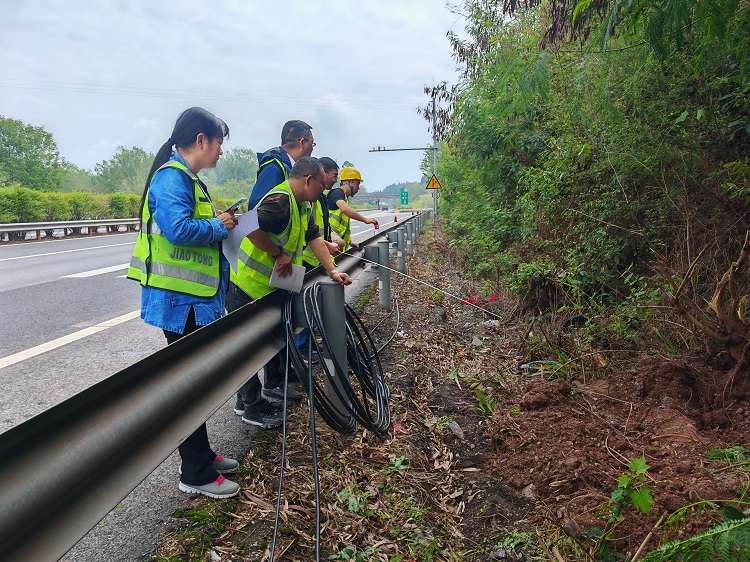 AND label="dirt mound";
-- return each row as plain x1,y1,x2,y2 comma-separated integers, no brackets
491,357,750,551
